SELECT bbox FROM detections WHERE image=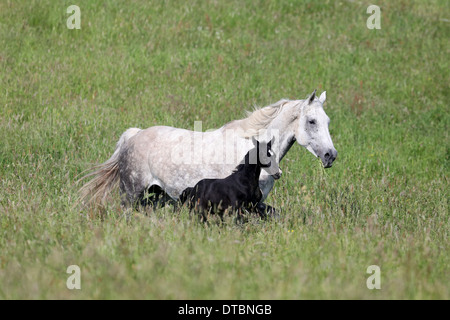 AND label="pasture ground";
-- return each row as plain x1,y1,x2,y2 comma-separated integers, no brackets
0,0,448,299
